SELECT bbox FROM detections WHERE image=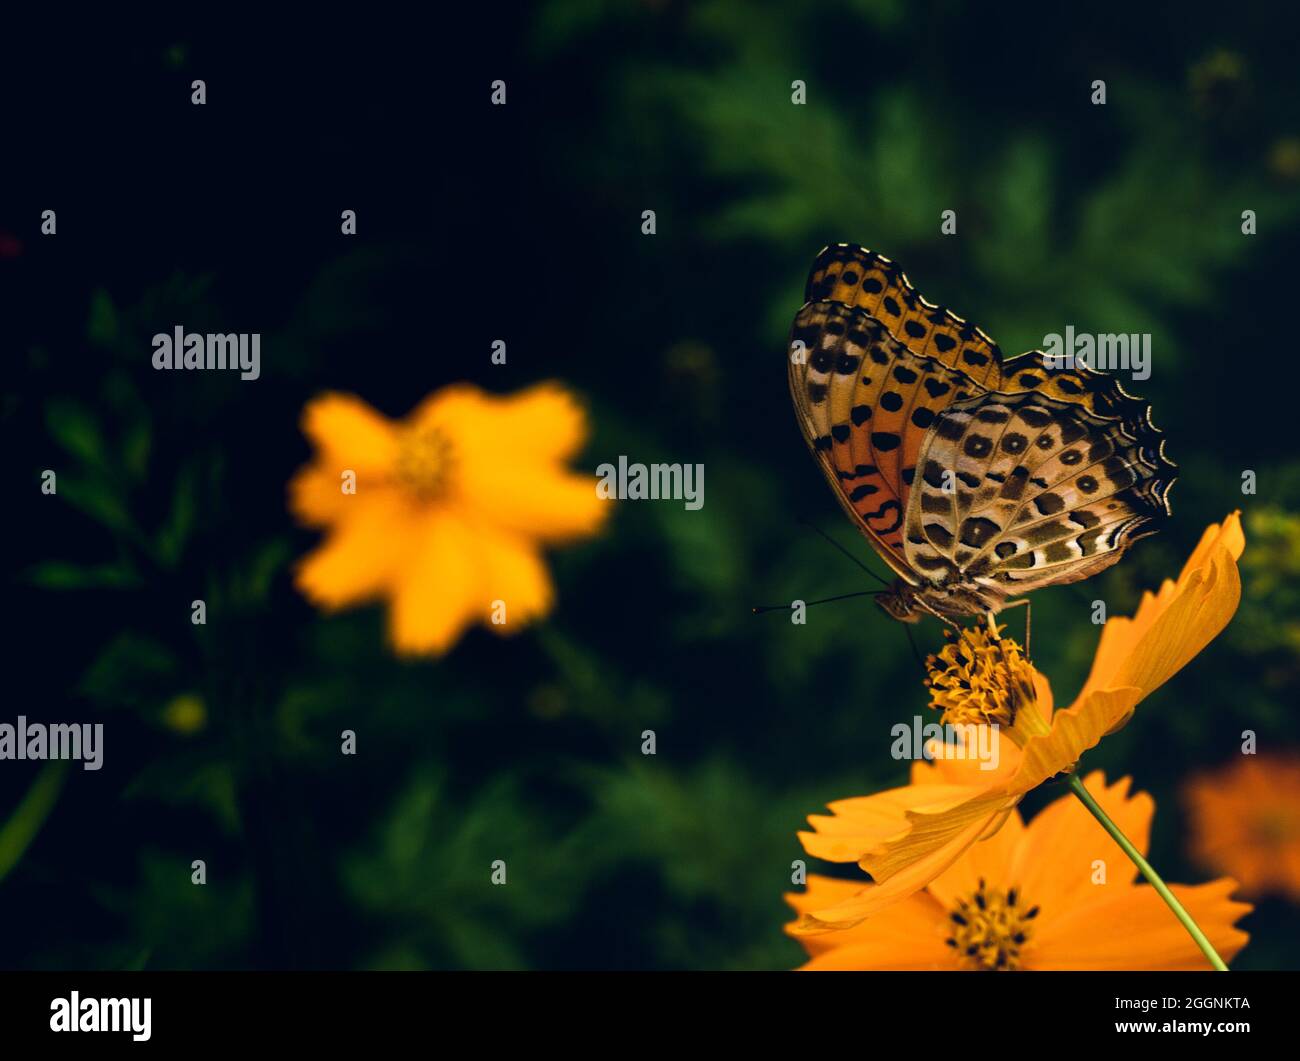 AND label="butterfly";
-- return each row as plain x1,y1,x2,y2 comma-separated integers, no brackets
788,244,1176,623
